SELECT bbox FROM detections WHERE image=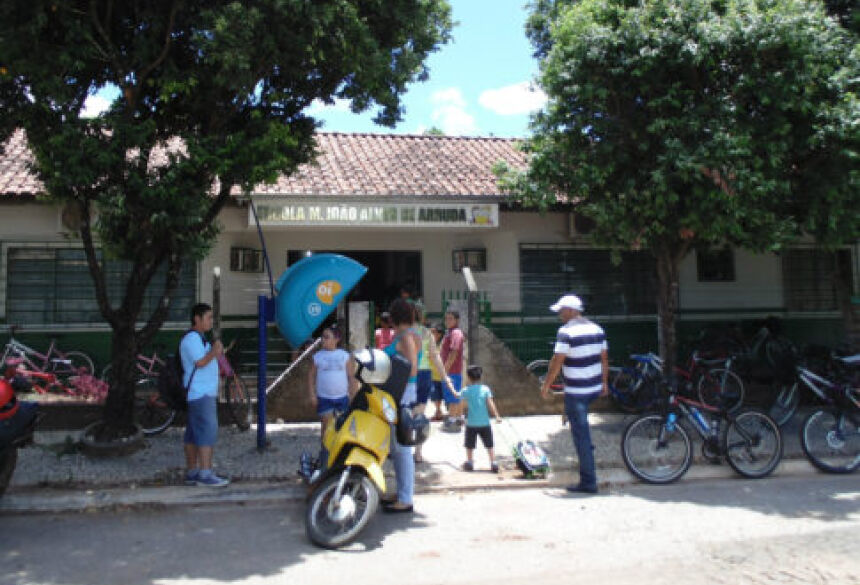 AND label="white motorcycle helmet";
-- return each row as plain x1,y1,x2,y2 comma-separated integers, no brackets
353,348,392,385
